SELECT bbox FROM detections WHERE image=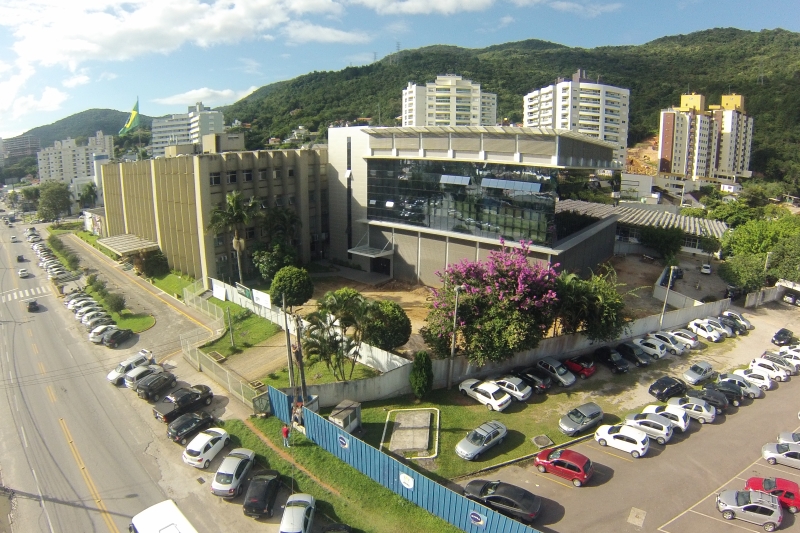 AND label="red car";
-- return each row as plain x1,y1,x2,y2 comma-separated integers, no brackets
533,448,593,487
745,477,800,514
565,356,597,379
